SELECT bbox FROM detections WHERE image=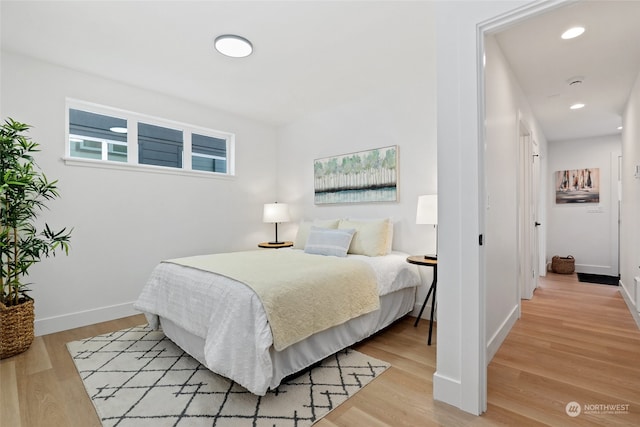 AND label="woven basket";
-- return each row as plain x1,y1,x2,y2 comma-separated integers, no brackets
0,299,35,359
551,255,575,274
